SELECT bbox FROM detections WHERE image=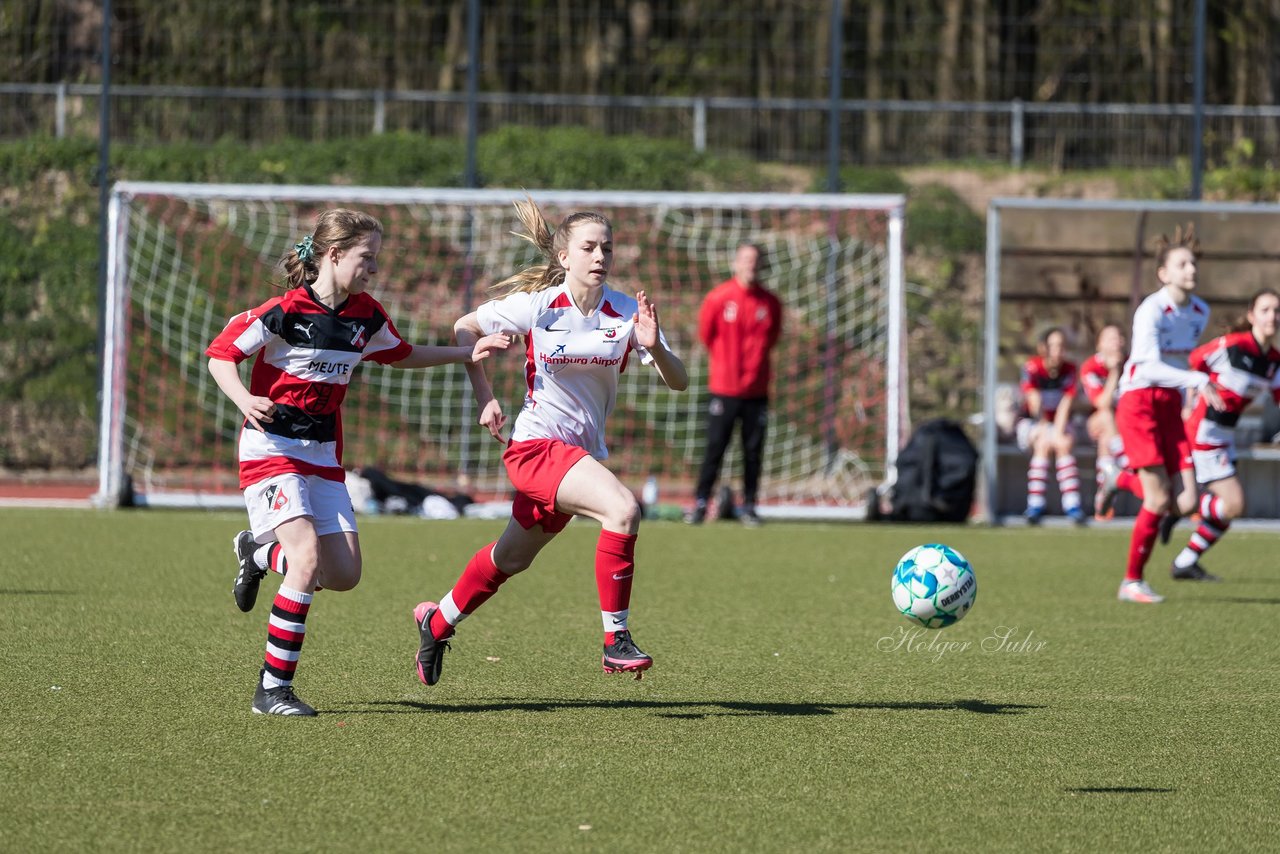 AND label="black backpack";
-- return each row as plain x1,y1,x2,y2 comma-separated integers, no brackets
887,419,978,523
